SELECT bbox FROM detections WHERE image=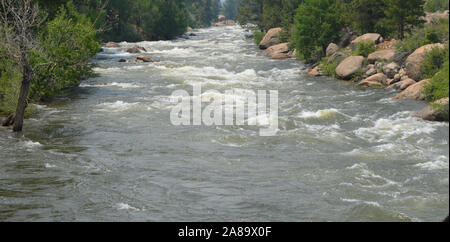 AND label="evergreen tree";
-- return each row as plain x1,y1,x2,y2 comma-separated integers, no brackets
382,0,426,39
294,0,343,62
